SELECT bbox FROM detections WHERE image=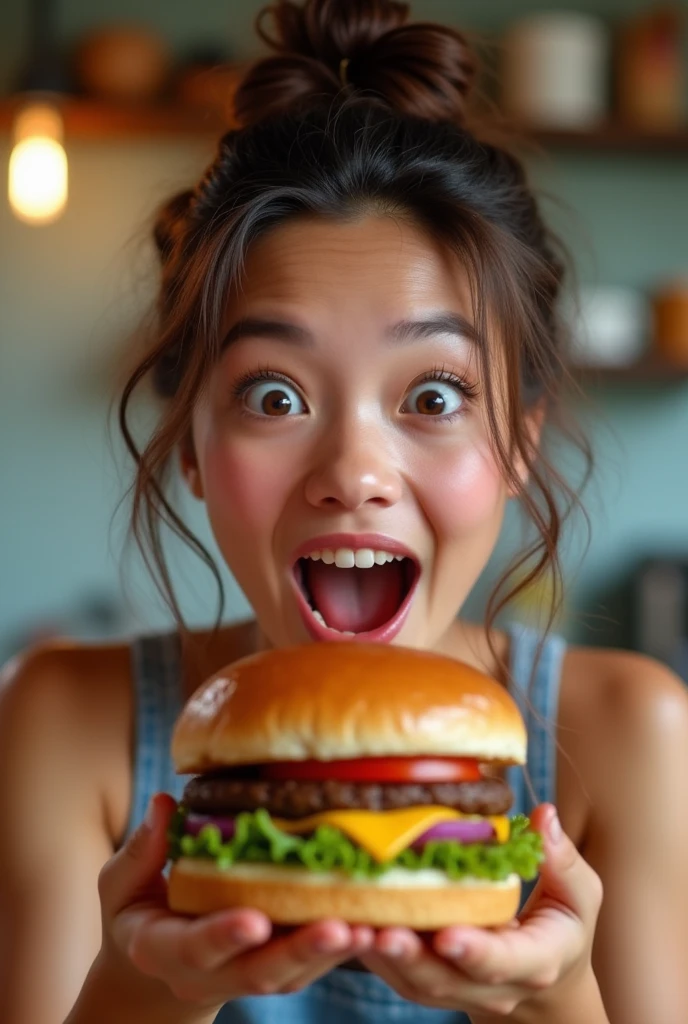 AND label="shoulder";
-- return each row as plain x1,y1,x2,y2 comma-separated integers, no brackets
0,638,135,845
558,643,688,846
0,640,138,1023
560,643,688,756
0,638,134,743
